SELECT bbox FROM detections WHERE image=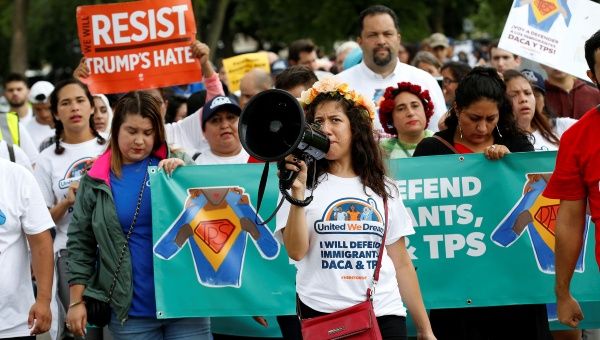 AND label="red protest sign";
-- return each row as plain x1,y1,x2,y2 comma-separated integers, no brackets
76,0,200,94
